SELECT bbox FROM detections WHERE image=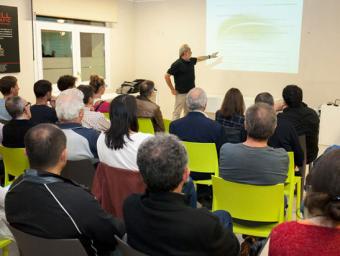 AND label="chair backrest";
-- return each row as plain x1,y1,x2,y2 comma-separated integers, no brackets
138,118,154,134
92,162,146,218
182,141,218,175
8,225,87,256
212,176,284,222
104,112,110,120
0,146,29,186
61,159,96,189
163,118,171,133
115,235,148,256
